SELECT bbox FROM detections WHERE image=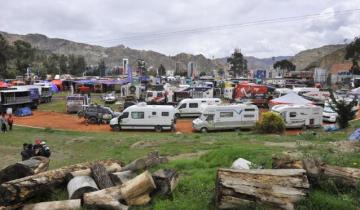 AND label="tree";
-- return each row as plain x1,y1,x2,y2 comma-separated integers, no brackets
199,71,206,77
227,49,247,78
217,68,225,77
273,60,296,72
76,56,86,76
43,54,59,75
13,40,35,75
0,34,10,78
59,55,68,74
98,59,106,77
157,64,166,76
345,37,360,75
329,90,357,129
